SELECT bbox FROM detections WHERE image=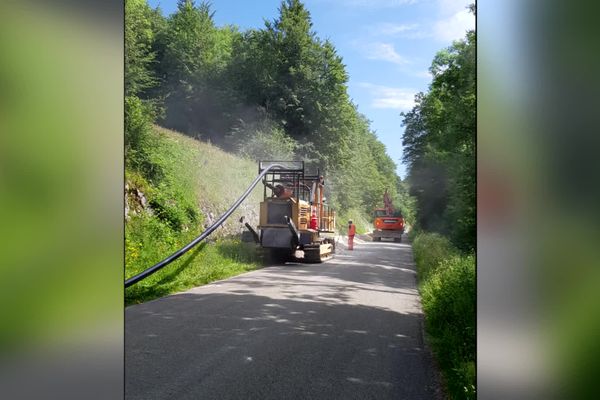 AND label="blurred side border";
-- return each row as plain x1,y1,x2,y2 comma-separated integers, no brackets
478,0,600,399
0,1,124,399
